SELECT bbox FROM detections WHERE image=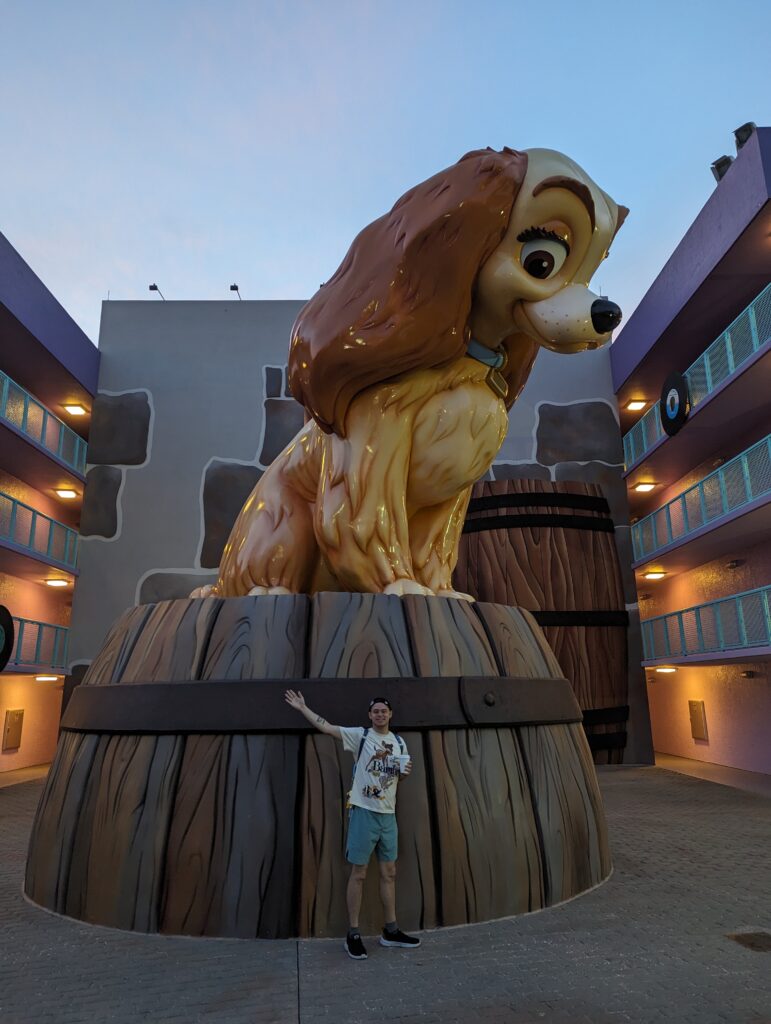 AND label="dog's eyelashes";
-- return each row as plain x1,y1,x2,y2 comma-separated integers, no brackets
516,226,570,251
